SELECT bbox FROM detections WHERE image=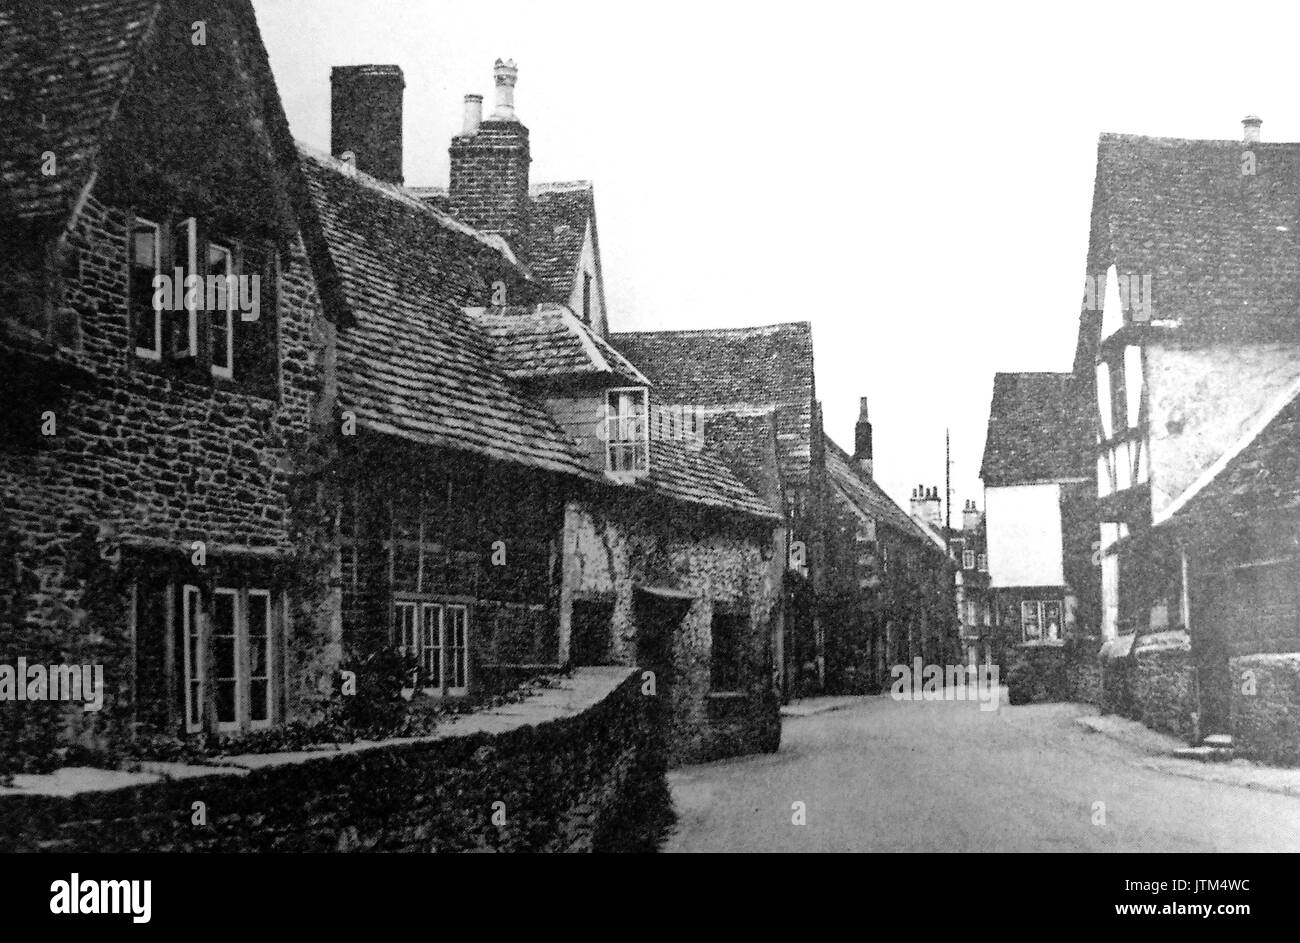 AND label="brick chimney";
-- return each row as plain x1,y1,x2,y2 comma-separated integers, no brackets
450,59,531,262
962,498,983,534
910,485,941,528
330,65,405,185
853,397,873,478
1243,114,1262,143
